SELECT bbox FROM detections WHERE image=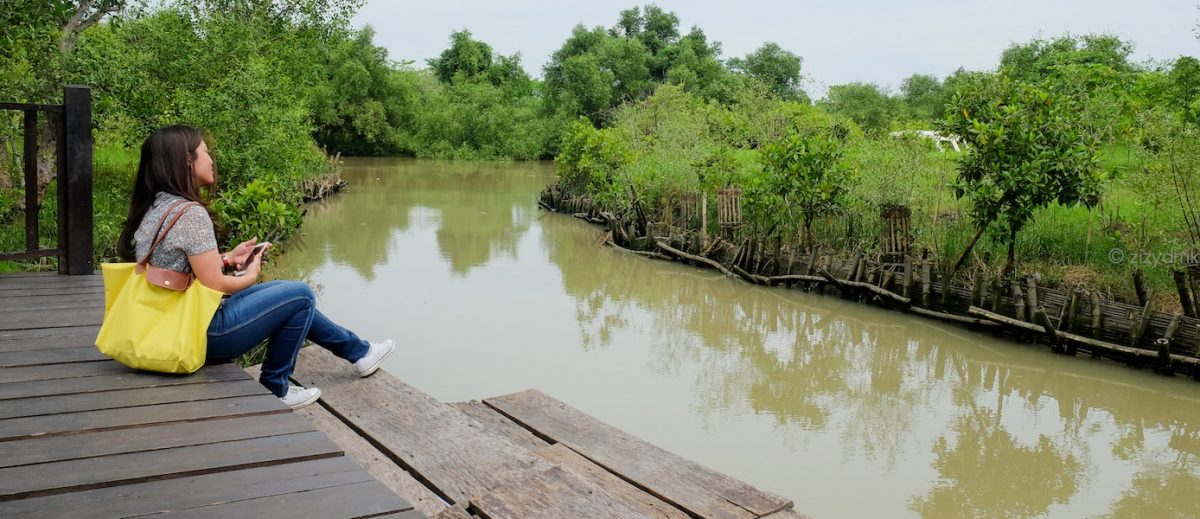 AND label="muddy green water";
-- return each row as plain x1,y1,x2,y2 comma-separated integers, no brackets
273,158,1200,519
